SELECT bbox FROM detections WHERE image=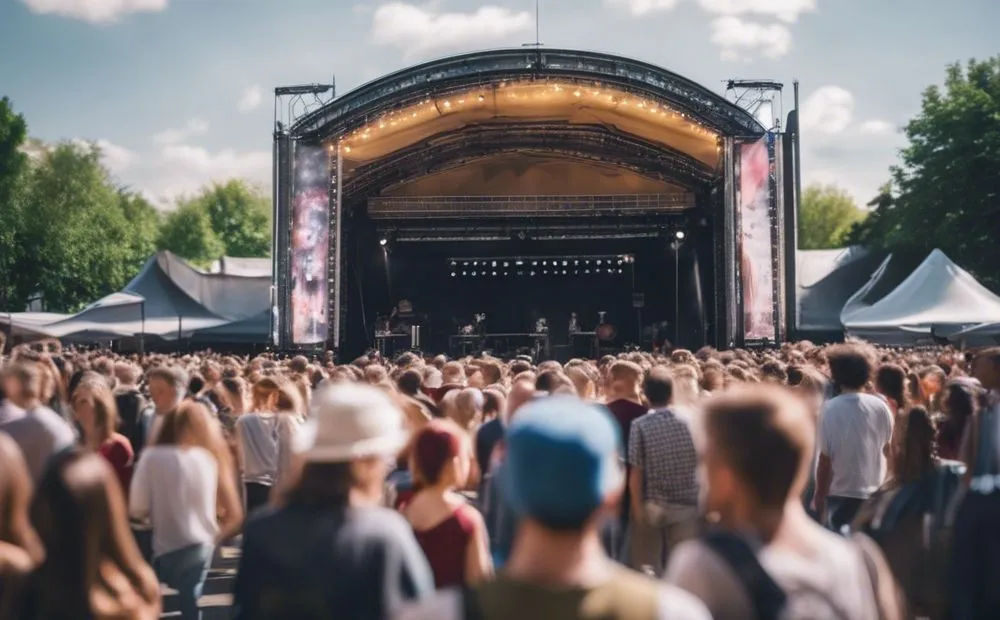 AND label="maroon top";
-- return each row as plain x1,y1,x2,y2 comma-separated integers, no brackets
411,504,477,588
99,433,134,497
606,399,648,453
